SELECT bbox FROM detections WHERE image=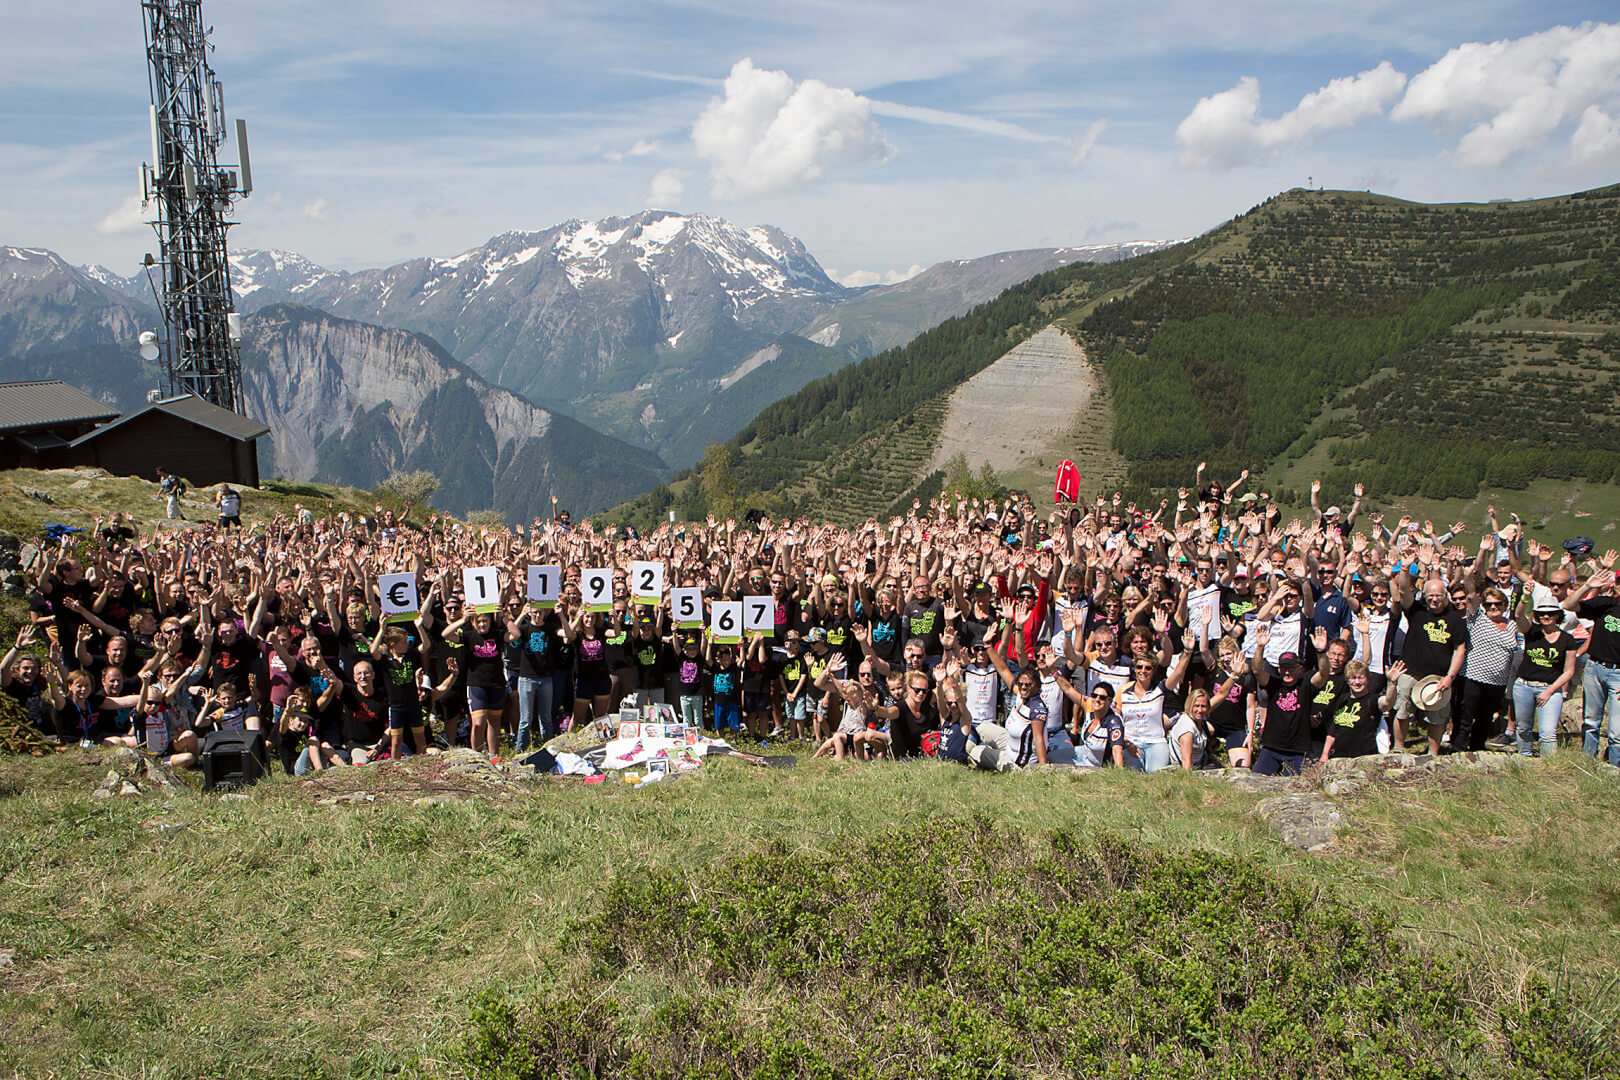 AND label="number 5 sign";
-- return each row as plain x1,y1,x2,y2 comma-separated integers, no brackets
671,587,703,629
631,561,664,605
581,568,613,613
526,565,560,610
710,600,742,645
462,566,500,614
